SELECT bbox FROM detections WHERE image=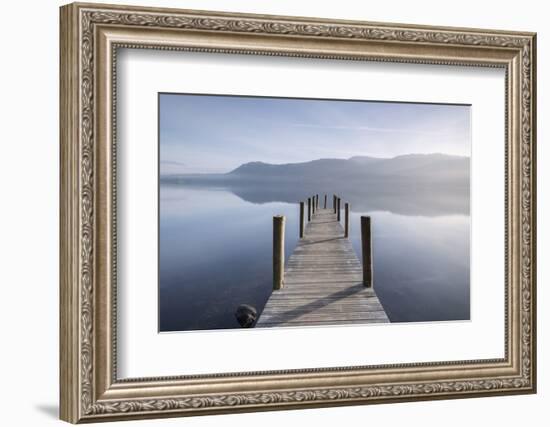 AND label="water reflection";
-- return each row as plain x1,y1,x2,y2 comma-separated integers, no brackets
162,178,469,217
159,183,470,332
